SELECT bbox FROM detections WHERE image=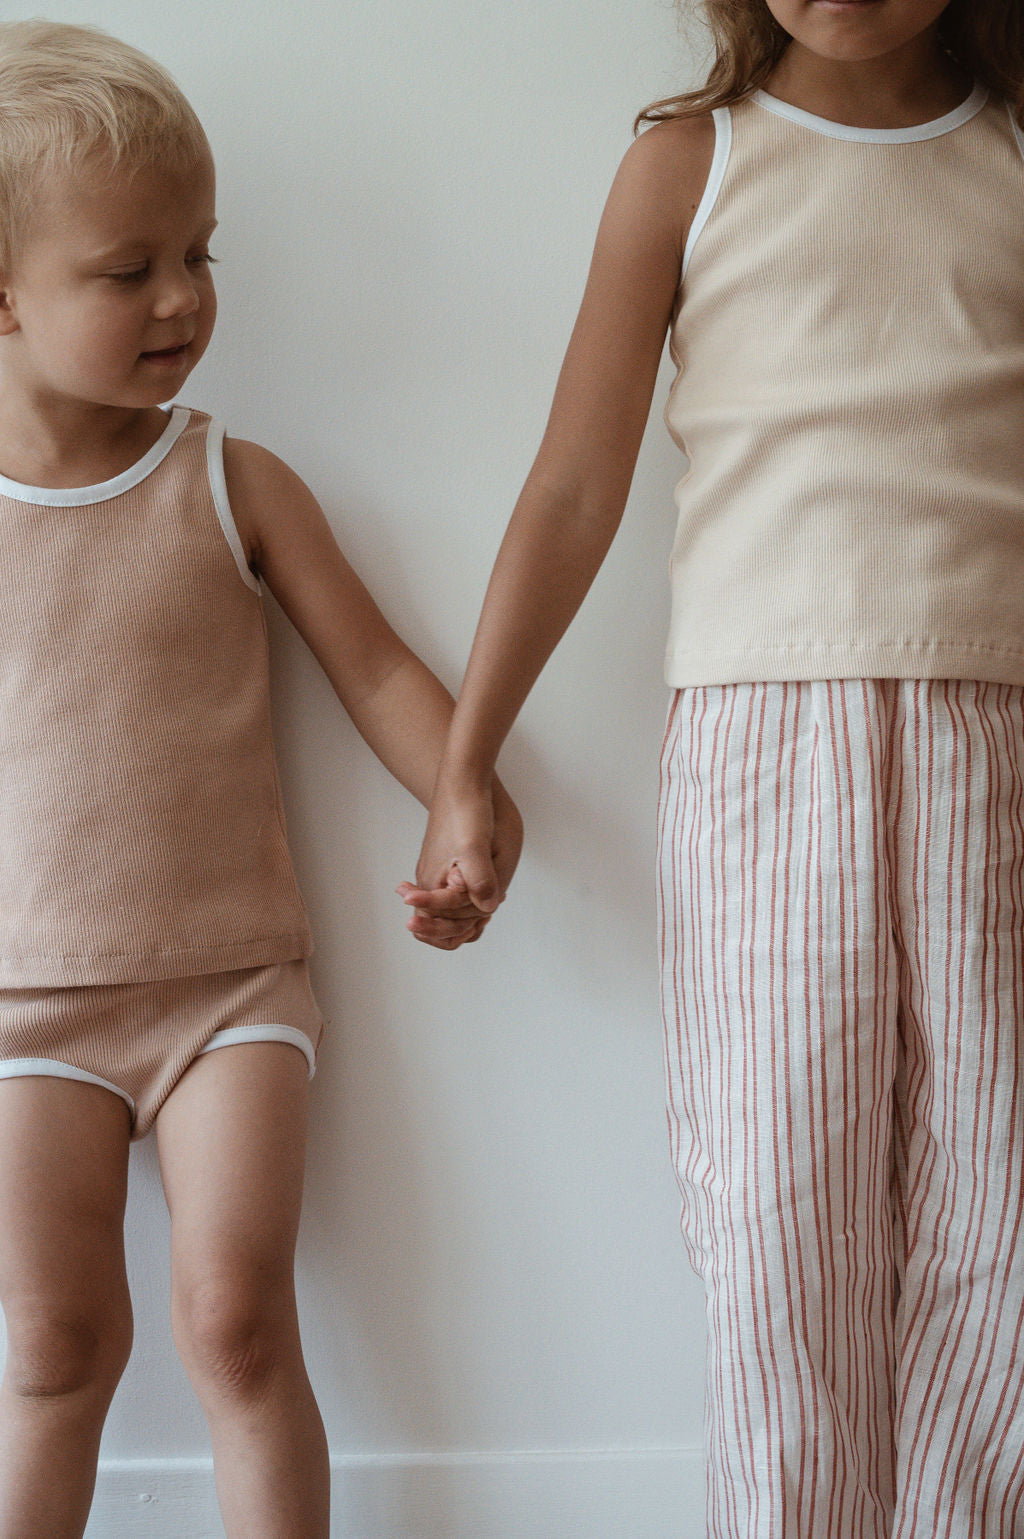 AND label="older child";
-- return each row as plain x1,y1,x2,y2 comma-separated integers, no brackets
0,20,518,1539
404,1,1024,1534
